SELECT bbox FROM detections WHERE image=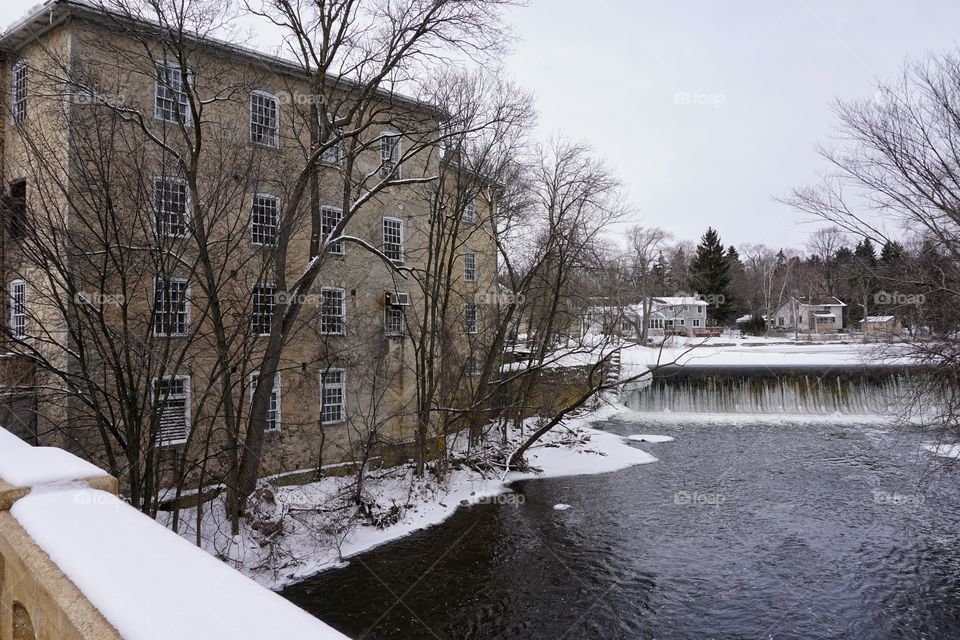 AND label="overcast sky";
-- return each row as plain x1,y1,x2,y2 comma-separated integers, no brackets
6,0,959,250
501,0,960,250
